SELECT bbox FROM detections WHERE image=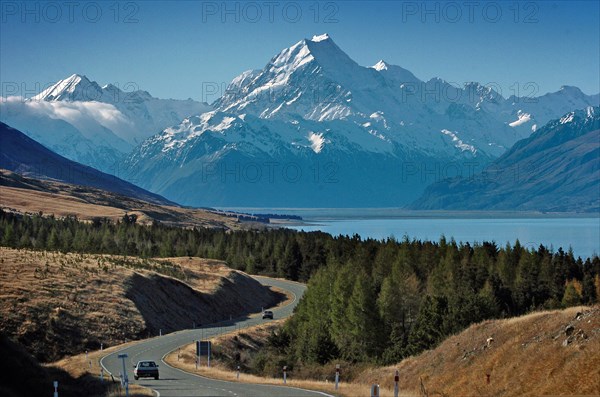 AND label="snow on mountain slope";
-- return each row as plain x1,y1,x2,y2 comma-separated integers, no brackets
0,121,173,205
31,74,211,144
5,34,597,208
371,60,421,87
213,35,597,160
0,96,131,172
1,75,211,173
411,106,600,212
122,34,599,207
